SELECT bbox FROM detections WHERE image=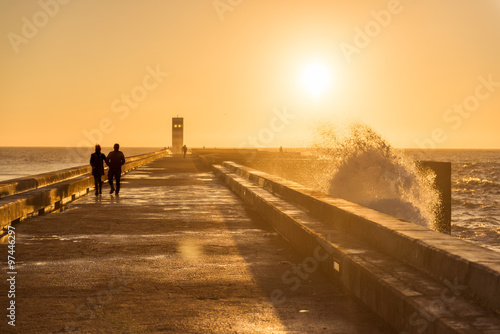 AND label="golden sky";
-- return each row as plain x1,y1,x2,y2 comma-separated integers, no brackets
1,0,500,149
